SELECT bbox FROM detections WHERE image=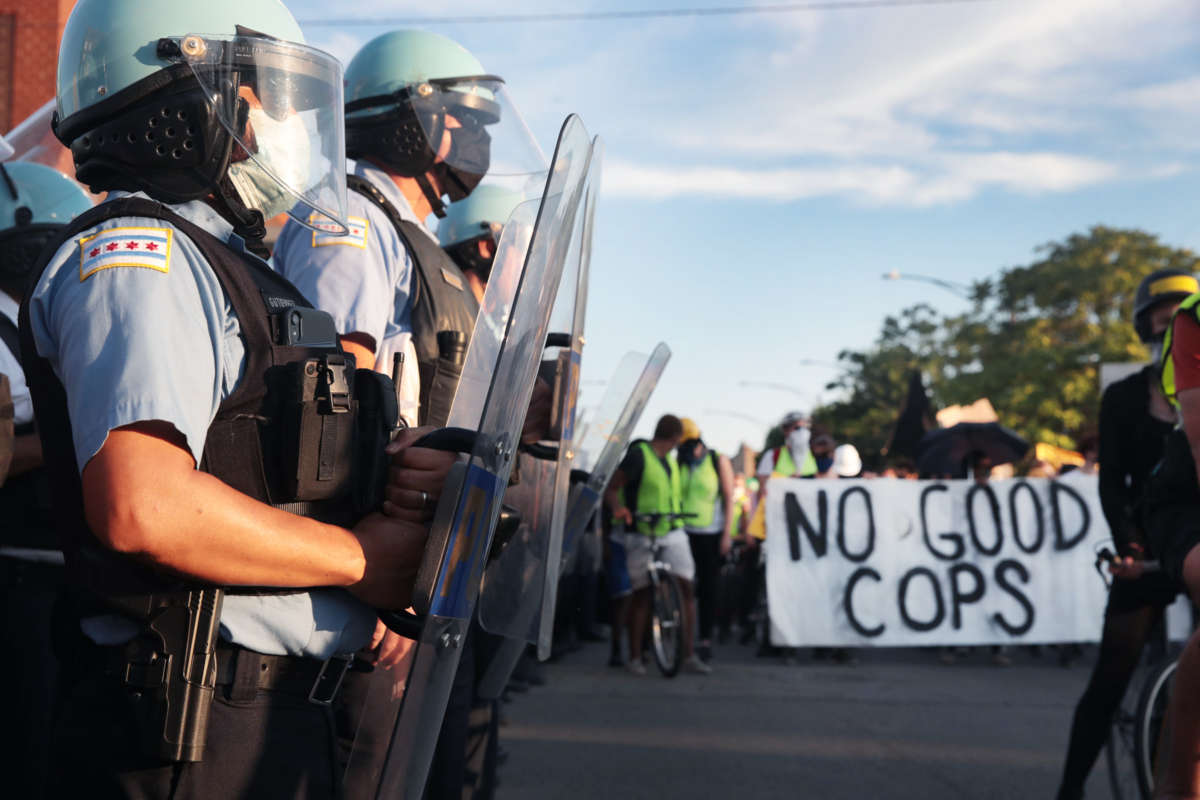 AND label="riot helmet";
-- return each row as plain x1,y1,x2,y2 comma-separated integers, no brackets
344,30,545,218
438,184,524,280
52,0,349,244
1133,269,1199,343
0,161,93,294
